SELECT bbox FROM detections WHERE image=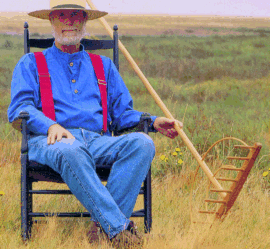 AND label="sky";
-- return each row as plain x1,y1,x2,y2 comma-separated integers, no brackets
1,0,270,17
